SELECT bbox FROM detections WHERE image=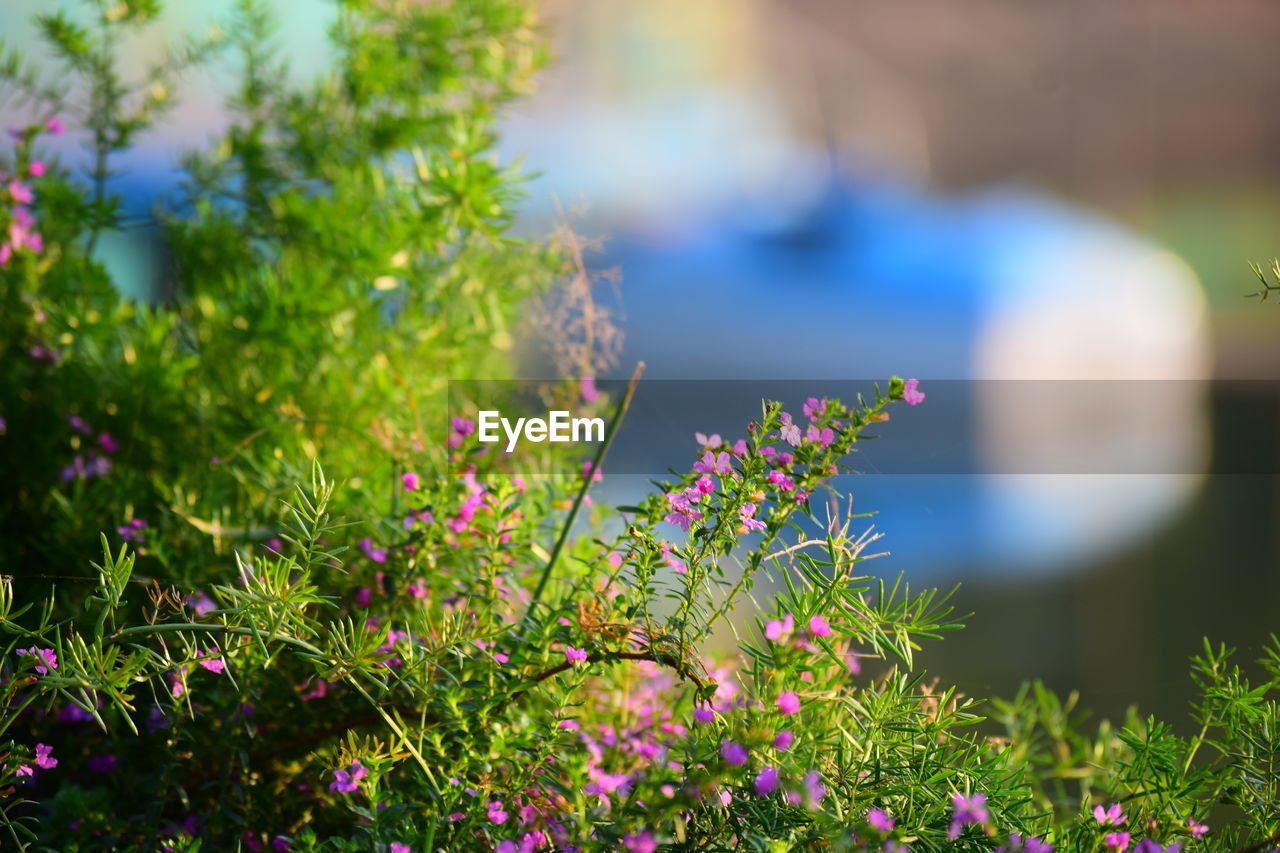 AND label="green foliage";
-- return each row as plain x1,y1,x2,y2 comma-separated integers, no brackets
0,2,1278,852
